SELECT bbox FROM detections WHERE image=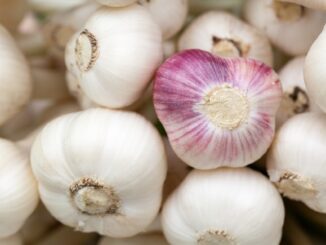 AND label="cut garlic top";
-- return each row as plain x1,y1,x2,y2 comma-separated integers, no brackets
31,108,167,237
